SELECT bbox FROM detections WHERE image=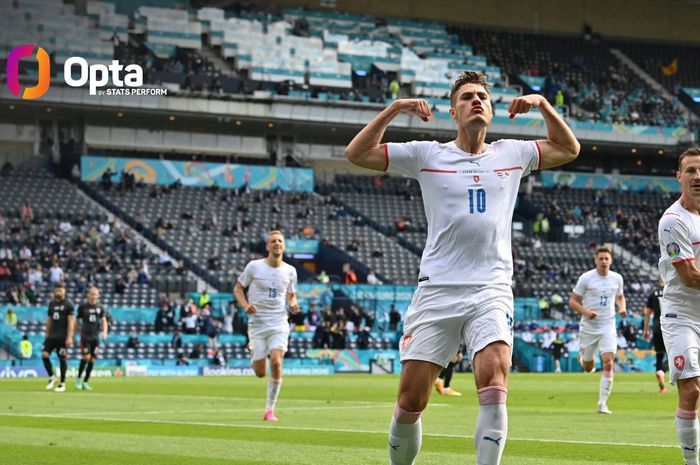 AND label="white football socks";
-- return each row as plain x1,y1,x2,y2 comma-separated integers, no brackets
475,386,508,465
598,372,613,405
389,404,422,465
266,378,282,411
676,409,699,465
